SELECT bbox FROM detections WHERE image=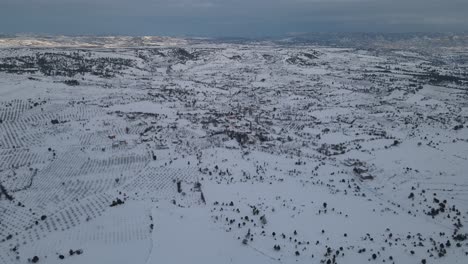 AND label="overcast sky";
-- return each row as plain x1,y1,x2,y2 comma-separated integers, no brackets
1,0,467,37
